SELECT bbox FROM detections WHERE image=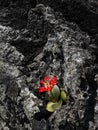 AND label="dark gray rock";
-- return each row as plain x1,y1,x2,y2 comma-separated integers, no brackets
36,0,98,35
27,4,53,46
0,25,39,130
32,119,47,130
0,57,39,130
27,4,98,130
36,0,98,14
0,3,98,130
